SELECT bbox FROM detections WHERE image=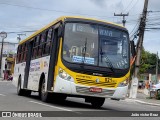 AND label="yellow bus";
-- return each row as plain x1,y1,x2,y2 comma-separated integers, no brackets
13,16,132,108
